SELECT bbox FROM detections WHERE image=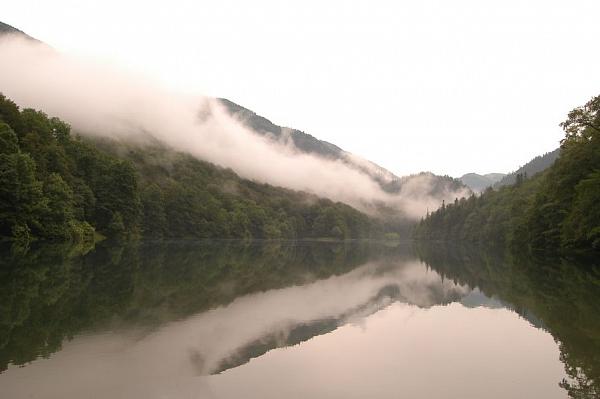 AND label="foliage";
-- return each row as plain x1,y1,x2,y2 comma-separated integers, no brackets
0,93,386,241
415,94,600,253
